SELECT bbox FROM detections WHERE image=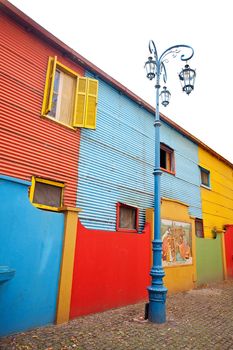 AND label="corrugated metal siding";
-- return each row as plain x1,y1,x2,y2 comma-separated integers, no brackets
0,13,84,207
160,122,202,218
77,73,202,231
